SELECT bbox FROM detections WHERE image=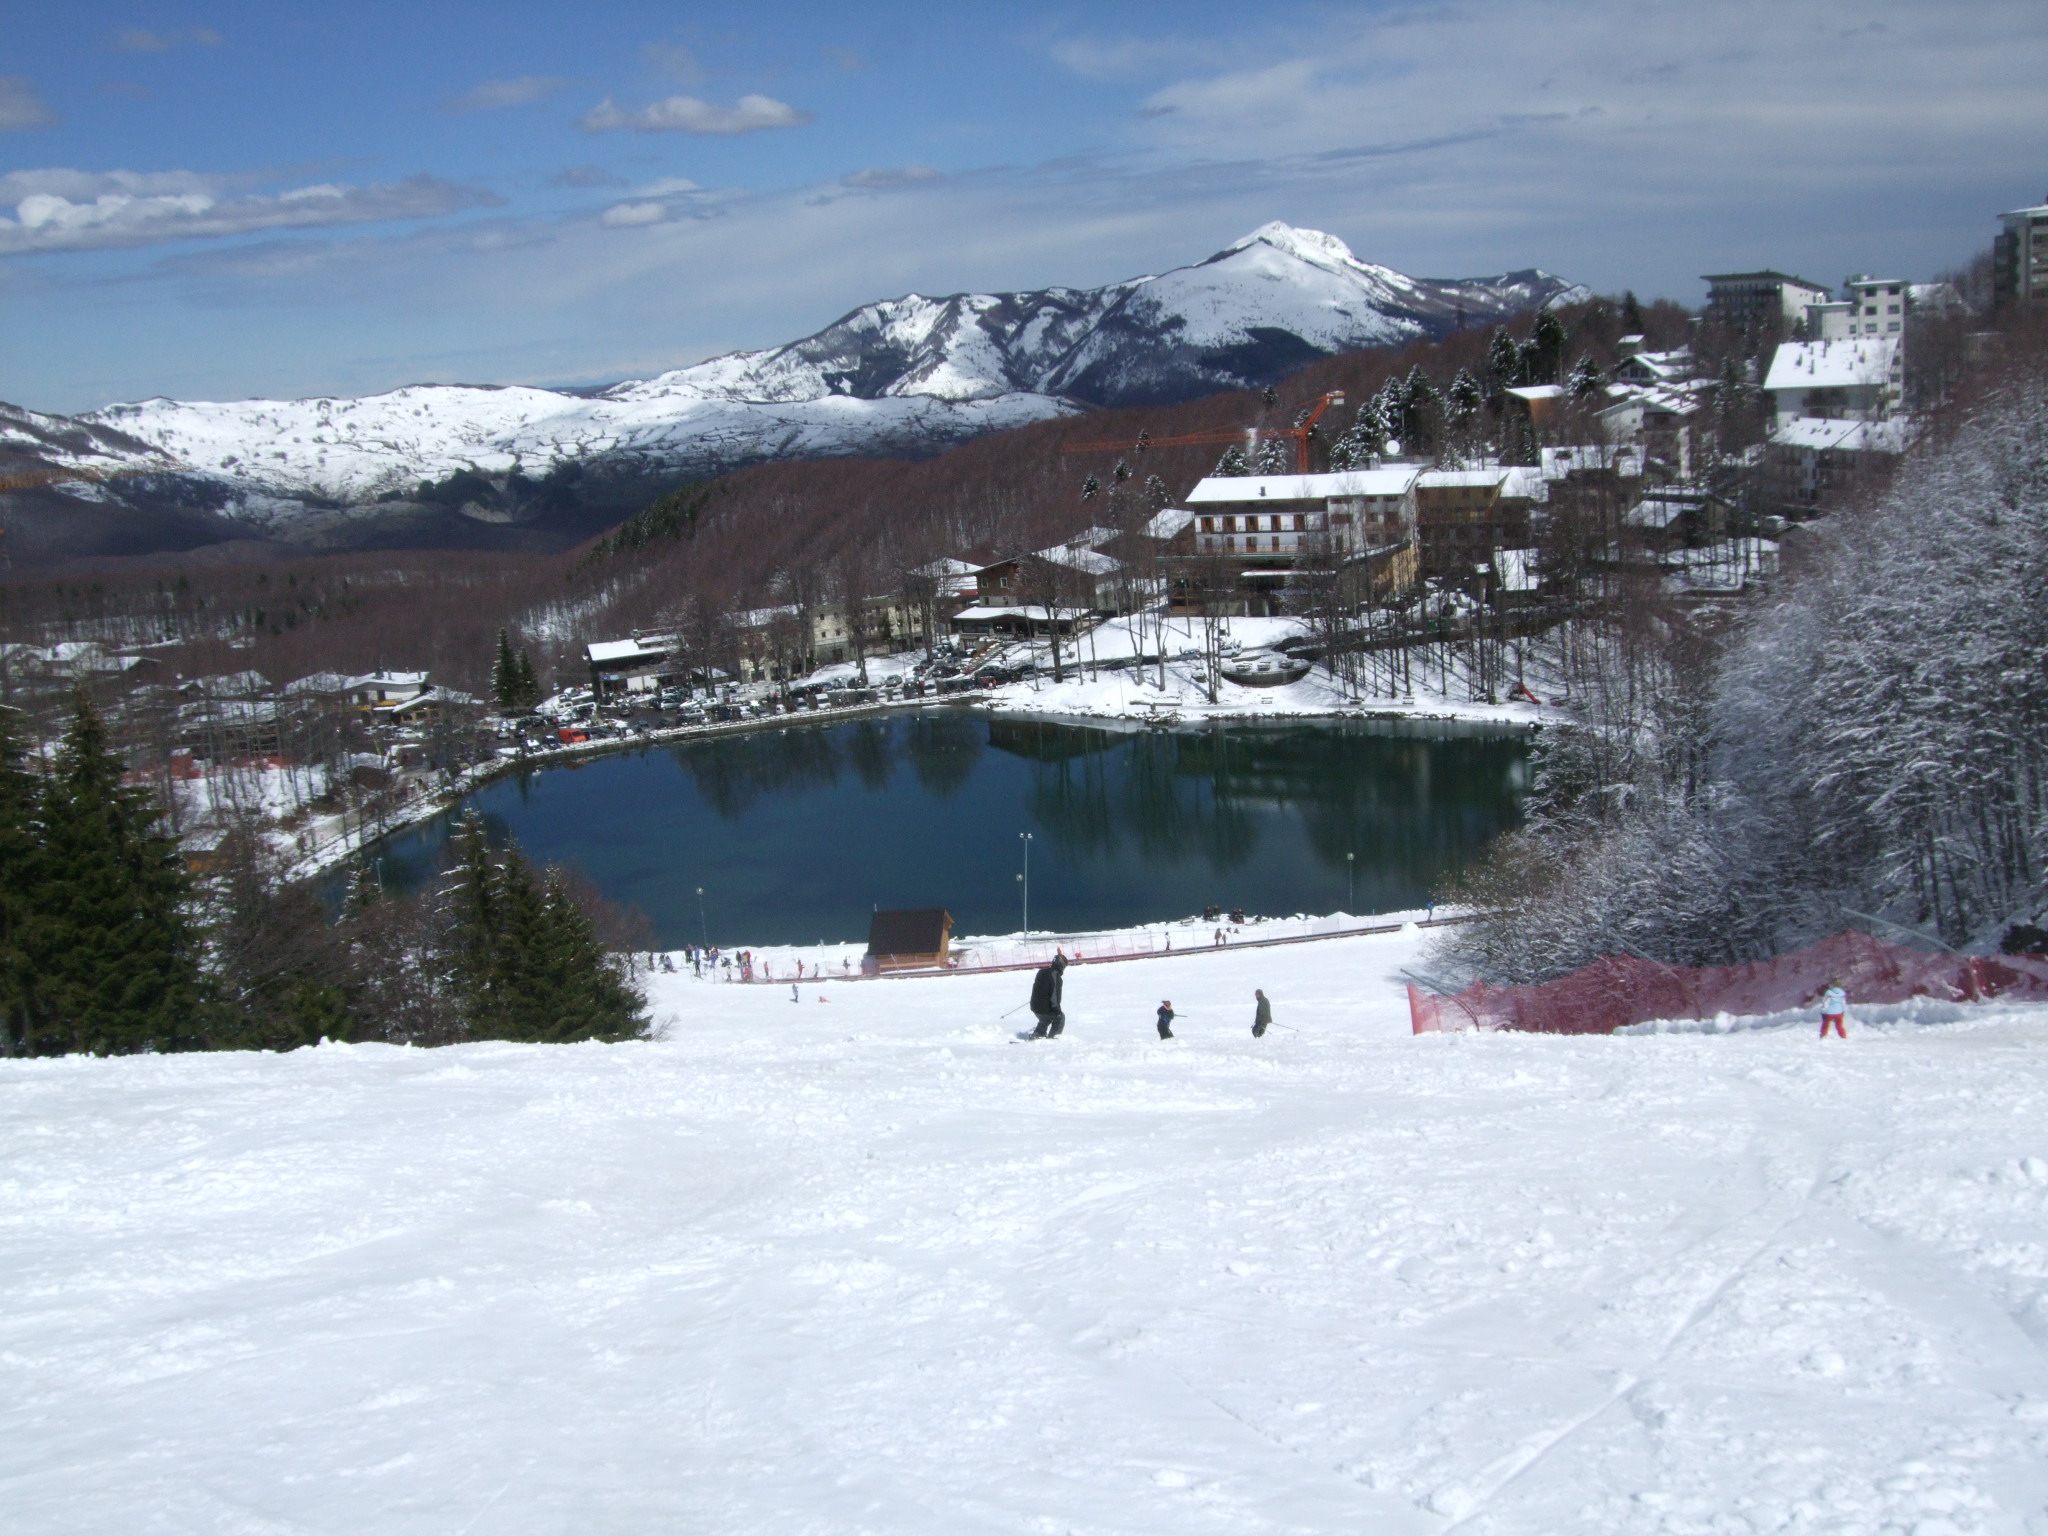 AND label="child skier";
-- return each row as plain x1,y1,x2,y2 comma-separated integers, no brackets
1156,1000,1175,1040
1818,978,1848,1039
